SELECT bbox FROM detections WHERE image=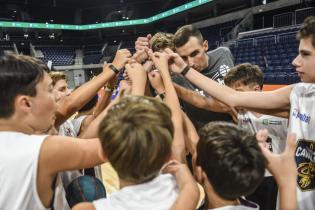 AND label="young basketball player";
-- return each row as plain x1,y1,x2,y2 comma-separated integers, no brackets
0,54,105,210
